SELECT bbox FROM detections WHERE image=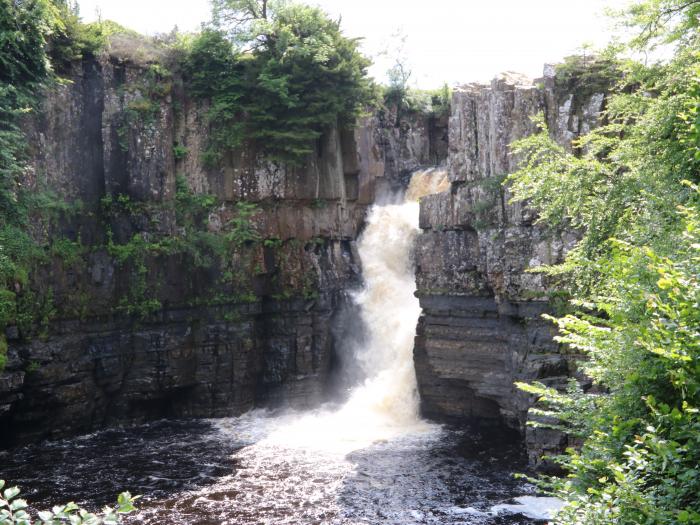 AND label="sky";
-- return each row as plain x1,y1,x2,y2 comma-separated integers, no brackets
75,0,634,88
